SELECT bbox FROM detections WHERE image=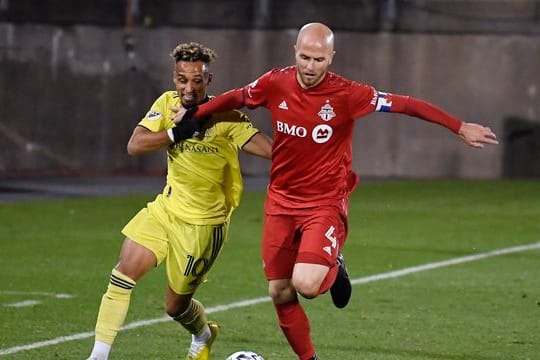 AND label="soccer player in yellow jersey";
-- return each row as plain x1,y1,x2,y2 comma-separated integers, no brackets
86,42,272,360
